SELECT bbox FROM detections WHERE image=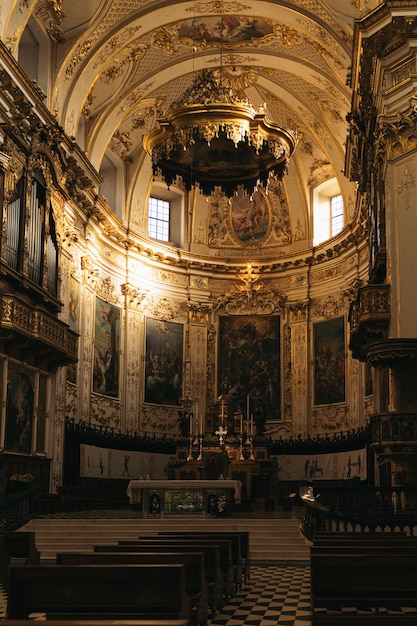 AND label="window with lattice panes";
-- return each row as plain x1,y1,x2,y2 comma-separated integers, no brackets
148,197,170,242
